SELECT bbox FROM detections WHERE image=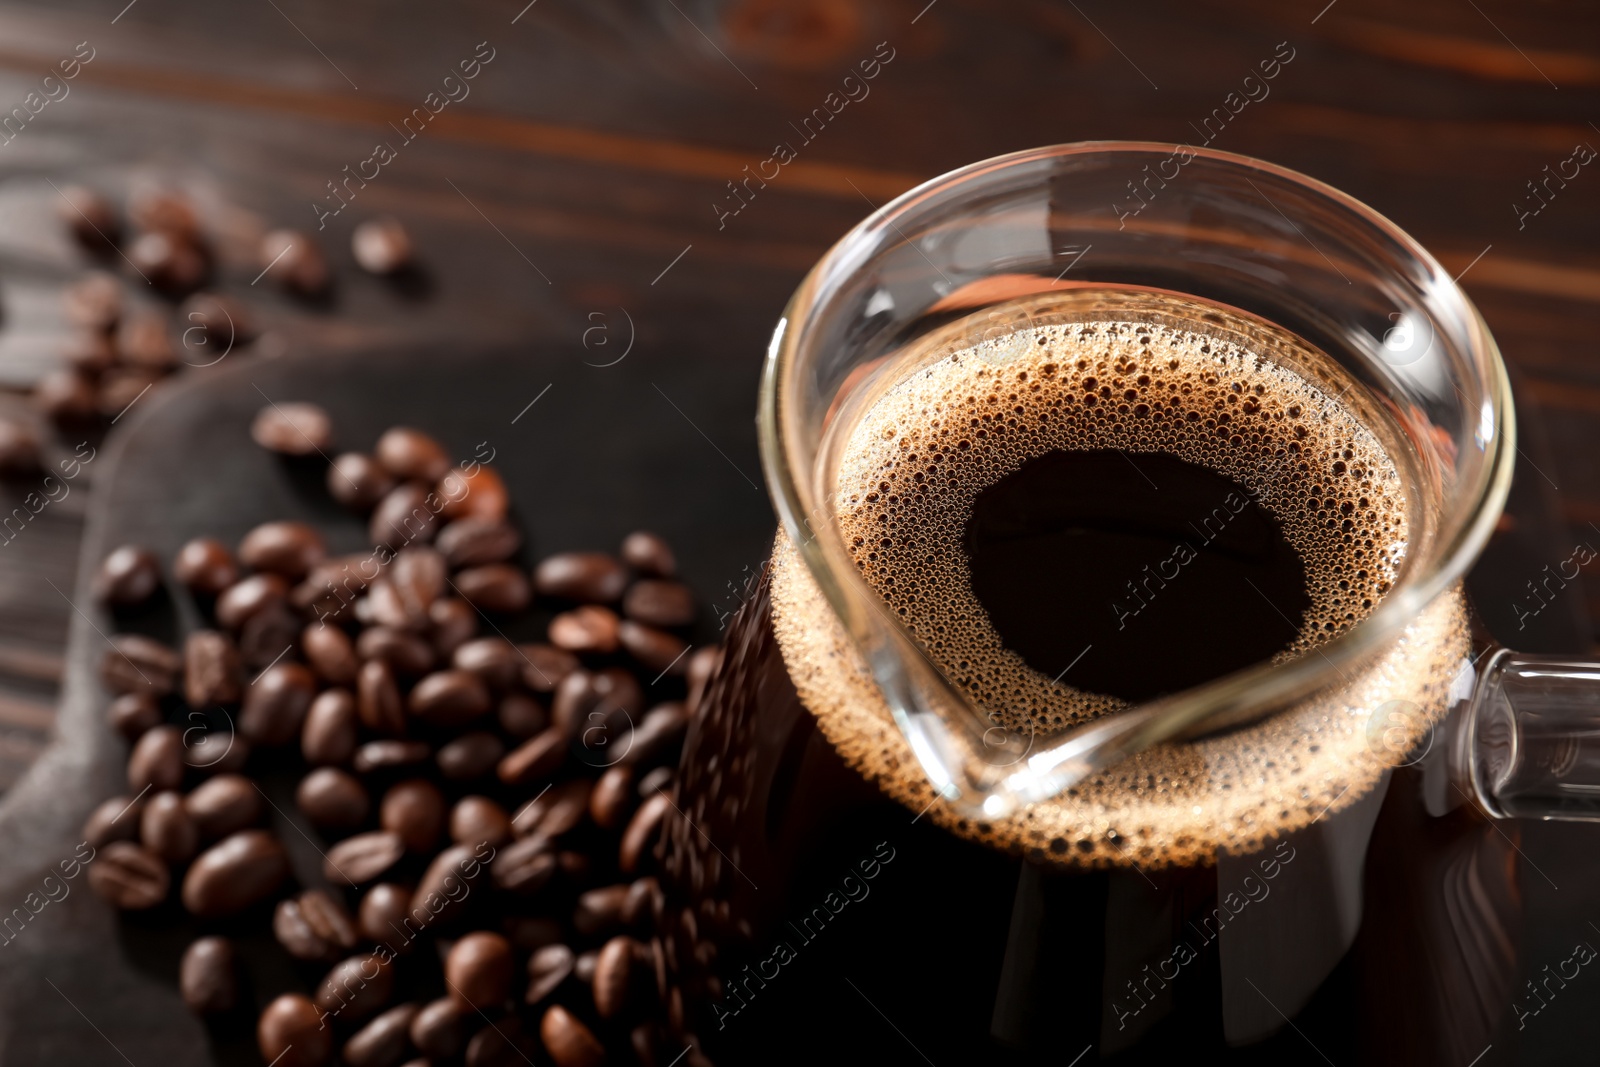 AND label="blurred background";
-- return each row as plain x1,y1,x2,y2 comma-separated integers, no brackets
0,0,1596,1057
